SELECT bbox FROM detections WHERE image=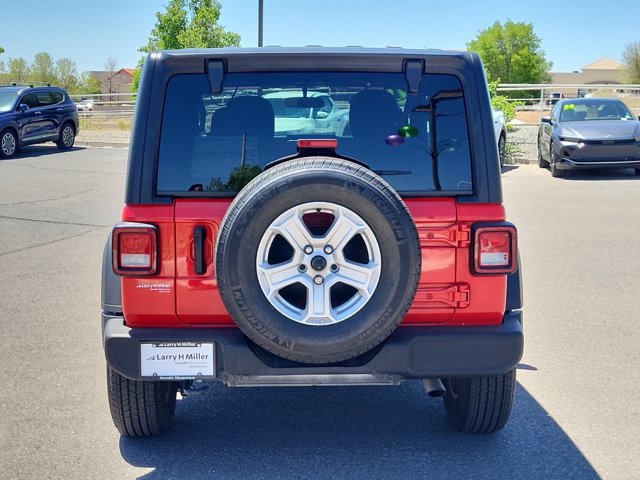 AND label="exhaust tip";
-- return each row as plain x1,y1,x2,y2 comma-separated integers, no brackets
422,378,447,398
427,389,446,398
